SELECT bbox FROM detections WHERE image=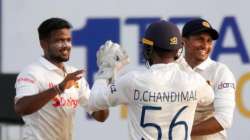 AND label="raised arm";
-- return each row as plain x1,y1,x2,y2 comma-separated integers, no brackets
15,70,84,116
87,40,130,111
